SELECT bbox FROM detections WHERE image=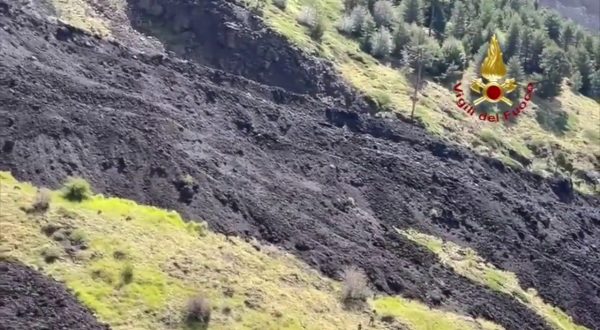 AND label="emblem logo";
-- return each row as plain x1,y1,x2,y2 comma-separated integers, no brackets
470,34,518,106
452,34,535,123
